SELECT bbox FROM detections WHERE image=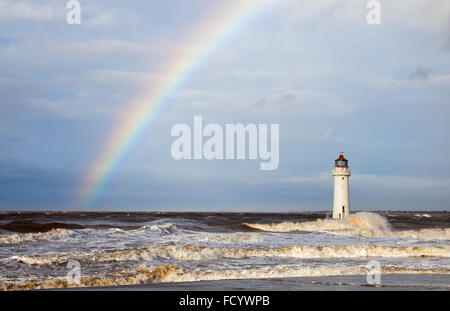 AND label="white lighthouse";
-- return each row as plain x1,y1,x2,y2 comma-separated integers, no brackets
332,153,351,219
